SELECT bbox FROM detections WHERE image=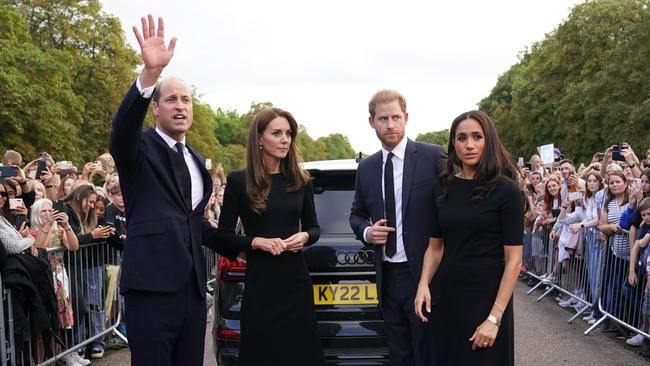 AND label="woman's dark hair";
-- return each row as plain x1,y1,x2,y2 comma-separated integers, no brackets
245,107,309,215
438,110,518,201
